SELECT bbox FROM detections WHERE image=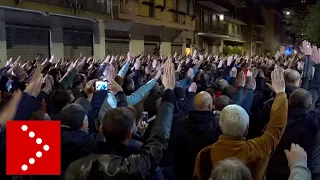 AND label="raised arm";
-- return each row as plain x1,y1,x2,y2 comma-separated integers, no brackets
248,69,288,156
127,71,161,105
